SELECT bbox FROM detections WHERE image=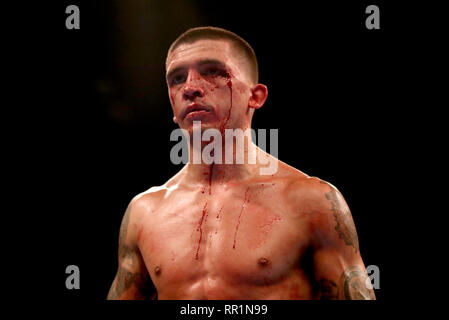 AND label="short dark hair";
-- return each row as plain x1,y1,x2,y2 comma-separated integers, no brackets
167,26,258,83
